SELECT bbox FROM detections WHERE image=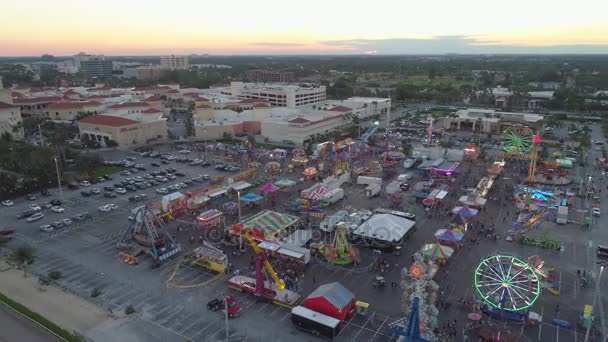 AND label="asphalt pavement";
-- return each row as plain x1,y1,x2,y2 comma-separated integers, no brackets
0,304,60,342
